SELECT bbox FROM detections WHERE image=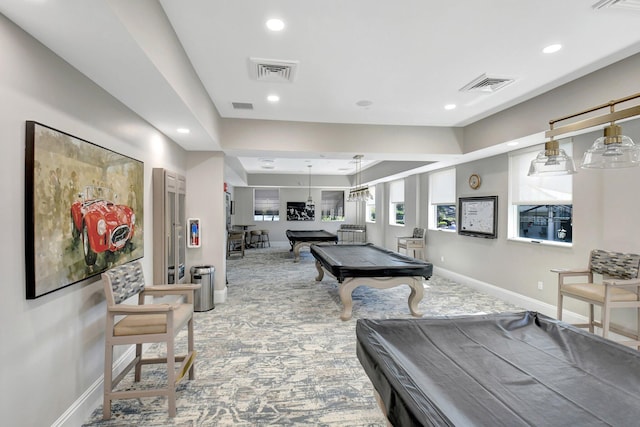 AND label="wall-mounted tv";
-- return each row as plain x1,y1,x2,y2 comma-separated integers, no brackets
458,196,498,239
